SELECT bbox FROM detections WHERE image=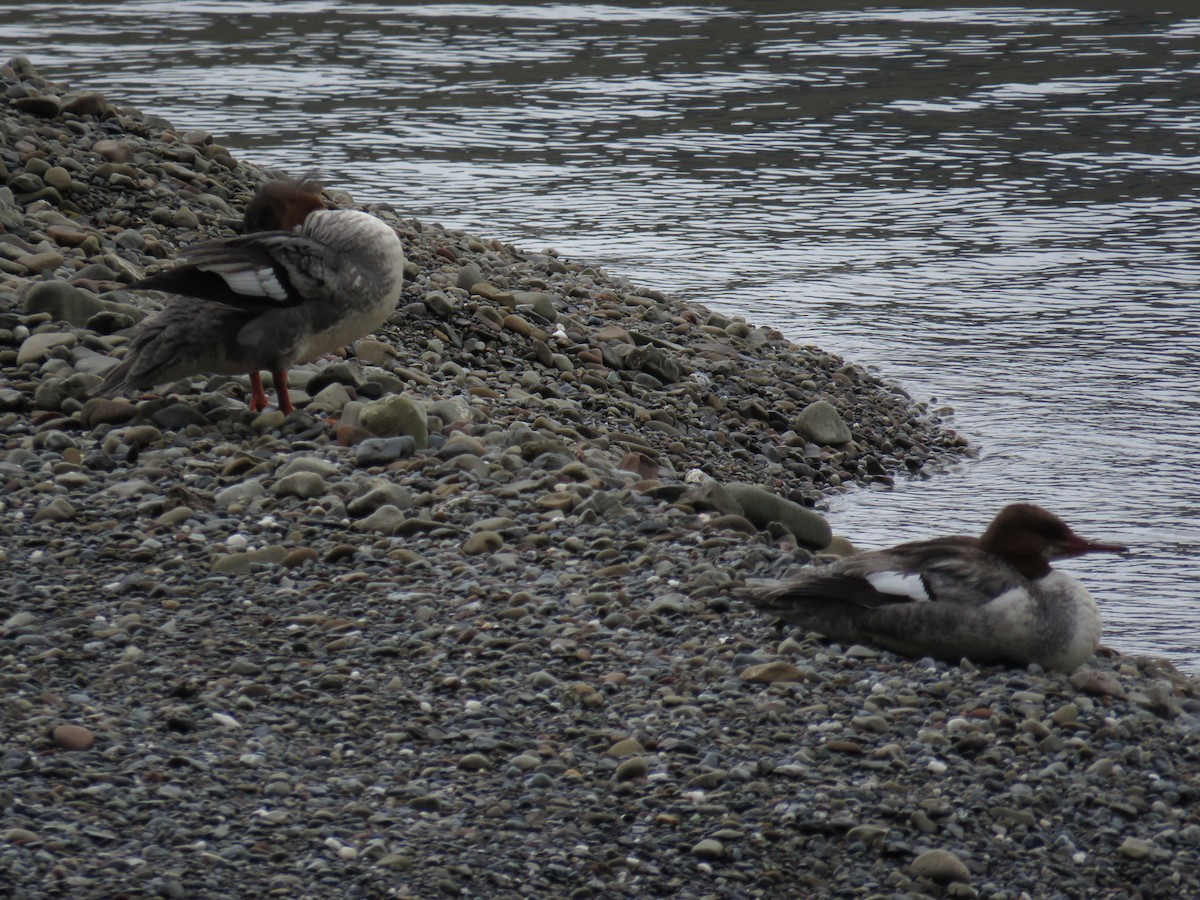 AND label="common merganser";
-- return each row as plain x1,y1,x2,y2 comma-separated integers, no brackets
745,503,1127,671
94,177,405,414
